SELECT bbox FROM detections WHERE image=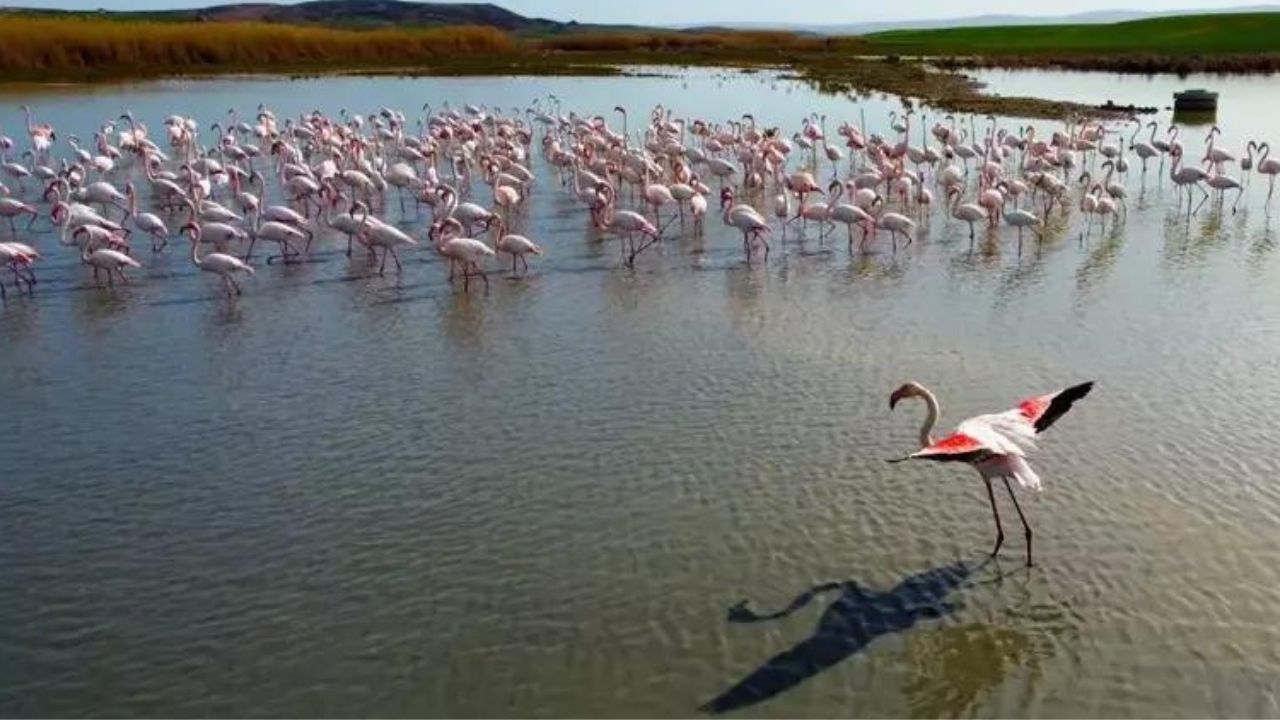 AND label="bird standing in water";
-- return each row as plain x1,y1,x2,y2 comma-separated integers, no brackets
889,381,1094,566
